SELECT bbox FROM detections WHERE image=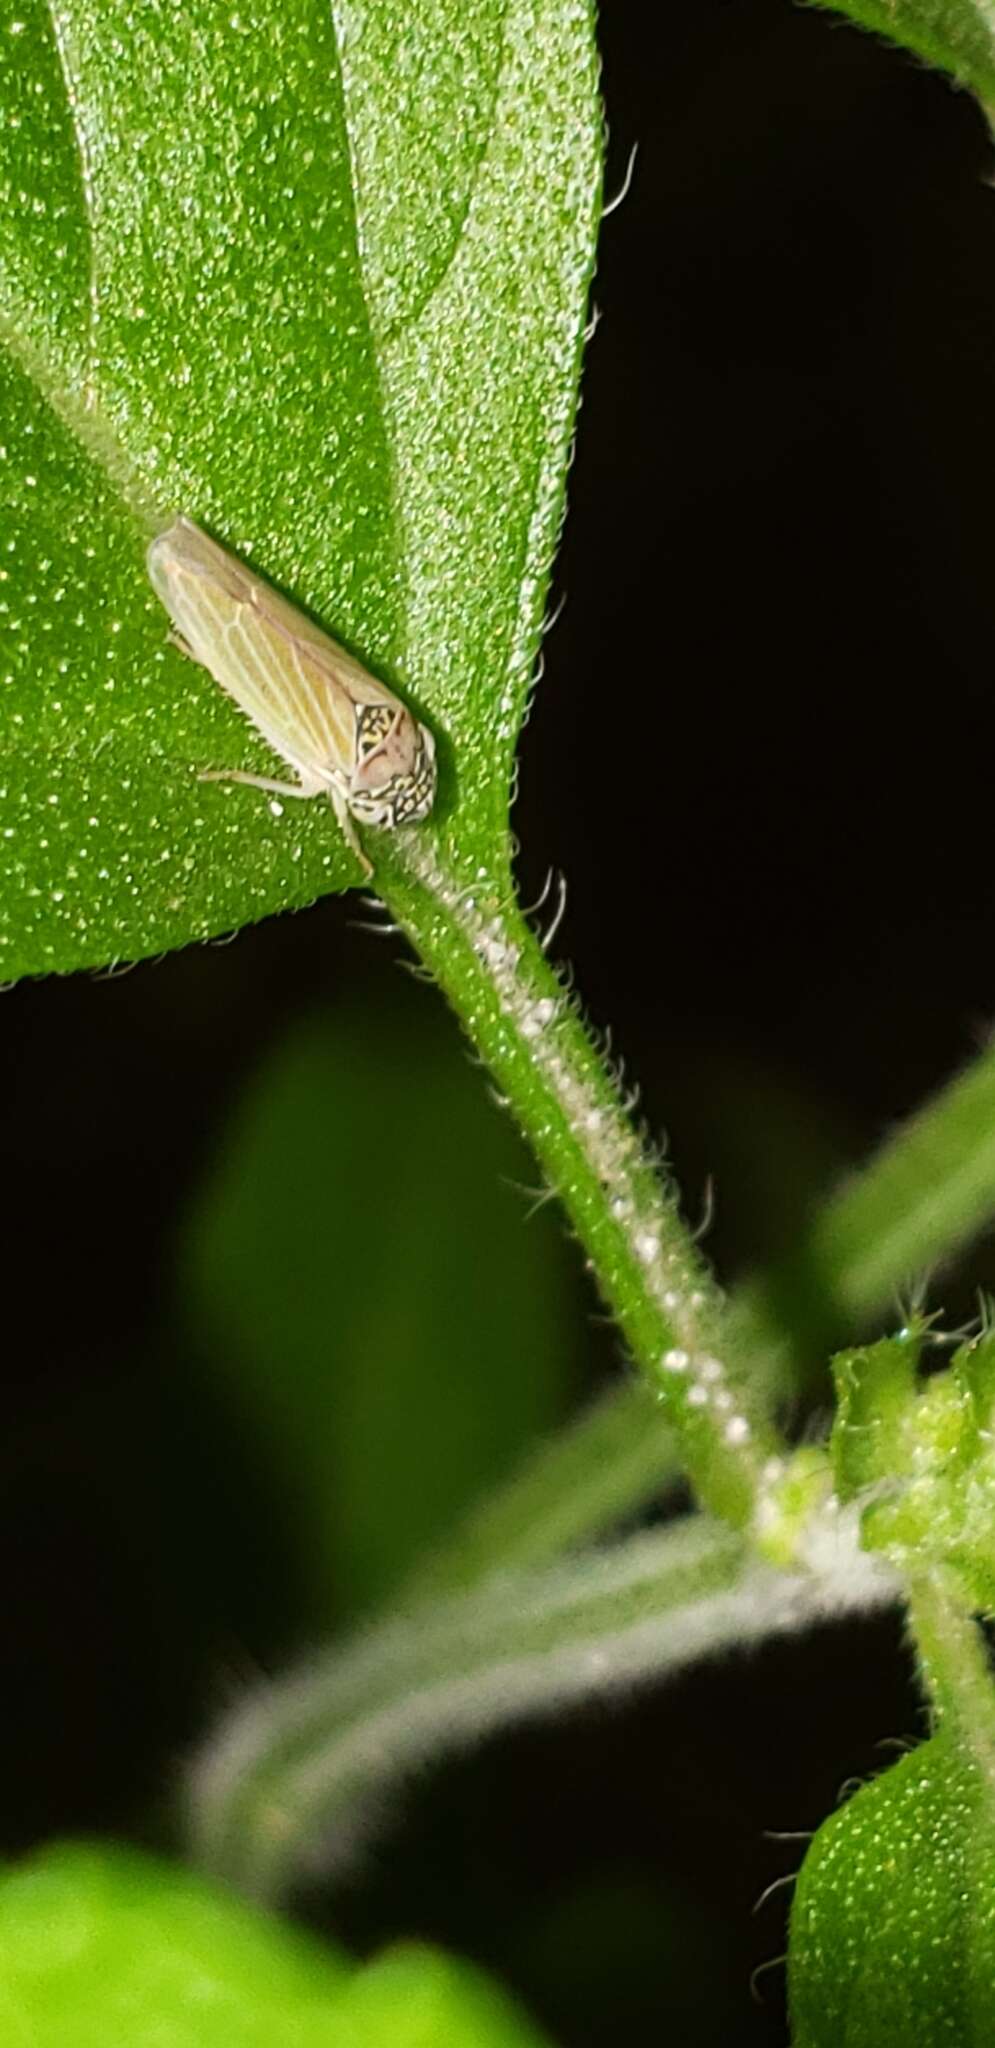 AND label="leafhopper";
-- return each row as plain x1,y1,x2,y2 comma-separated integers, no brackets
147,516,436,876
